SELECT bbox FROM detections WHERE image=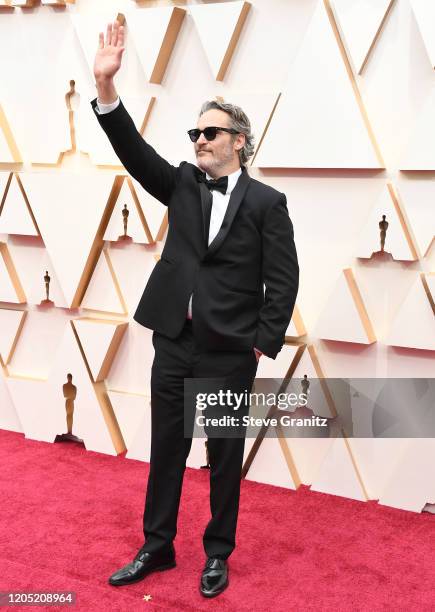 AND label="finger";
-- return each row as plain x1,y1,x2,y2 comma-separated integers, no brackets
98,32,104,50
112,20,119,47
106,23,112,47
117,25,124,47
